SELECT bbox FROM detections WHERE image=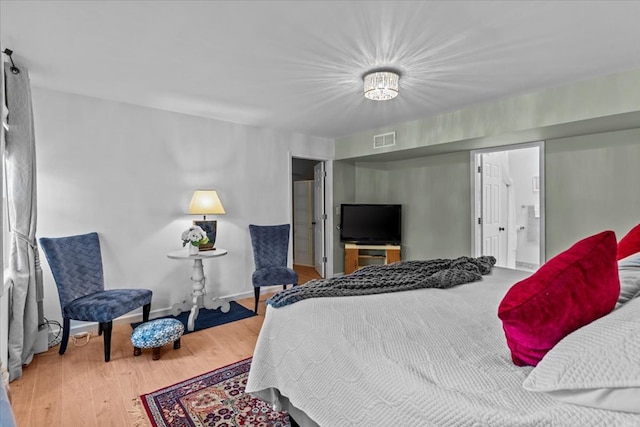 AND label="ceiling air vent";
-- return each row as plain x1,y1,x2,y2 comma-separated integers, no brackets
373,131,396,149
